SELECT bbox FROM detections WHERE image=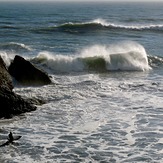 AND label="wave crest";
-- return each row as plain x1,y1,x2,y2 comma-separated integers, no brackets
92,18,163,30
